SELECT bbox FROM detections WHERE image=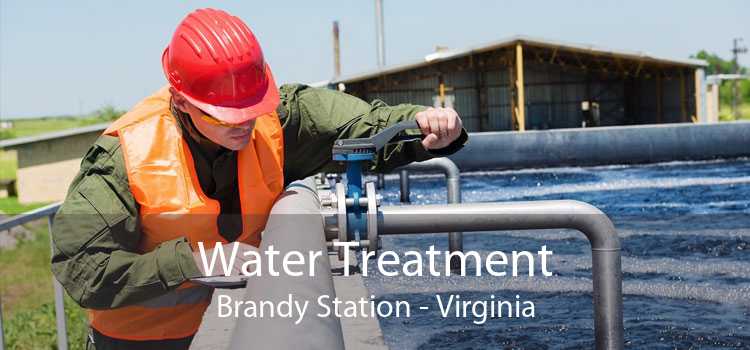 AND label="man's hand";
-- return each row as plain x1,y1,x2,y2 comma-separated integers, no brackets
192,242,259,277
414,107,463,150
